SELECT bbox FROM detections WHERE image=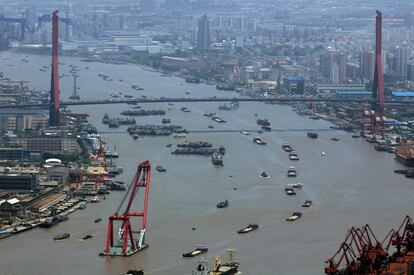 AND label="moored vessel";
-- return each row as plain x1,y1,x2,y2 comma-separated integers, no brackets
395,142,414,167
